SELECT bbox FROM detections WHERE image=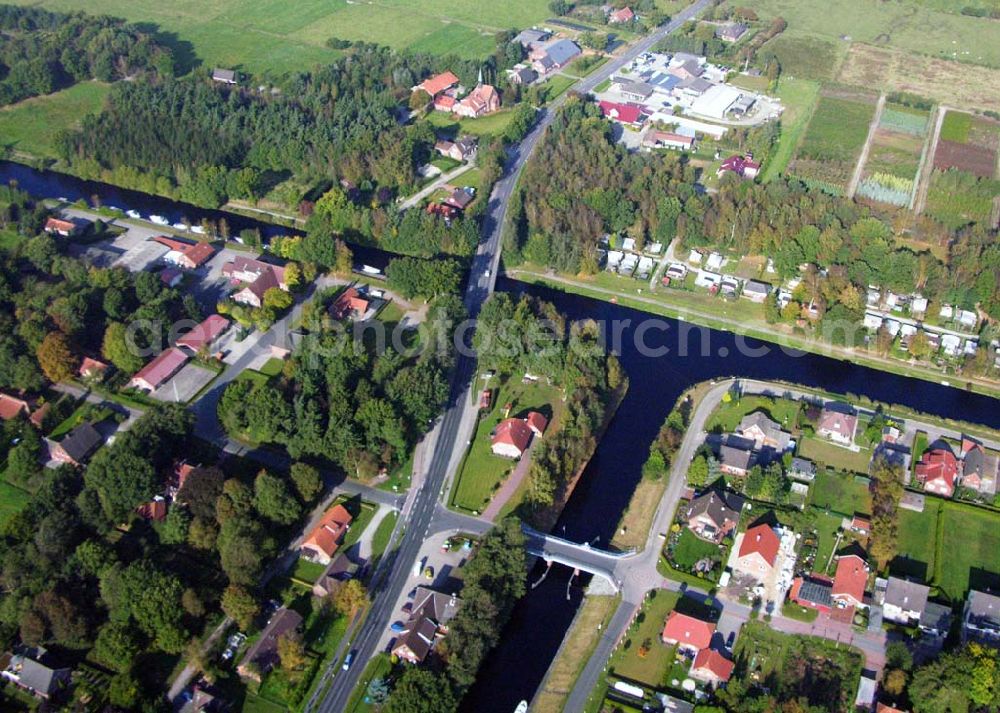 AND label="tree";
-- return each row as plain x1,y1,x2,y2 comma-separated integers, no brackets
884,668,906,697
283,261,302,290
159,506,191,544
85,445,158,523
688,454,709,486
94,622,141,672
334,239,353,276
384,667,457,713
253,471,301,524
101,322,145,373
869,456,903,569
178,466,225,521
334,579,370,617
290,462,323,503
109,672,142,709
221,585,259,630
263,287,293,311
36,331,77,382
548,0,571,15
277,632,308,675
